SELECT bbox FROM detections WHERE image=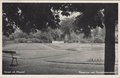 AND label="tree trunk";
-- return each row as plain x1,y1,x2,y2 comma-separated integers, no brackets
104,5,116,75
104,23,115,75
